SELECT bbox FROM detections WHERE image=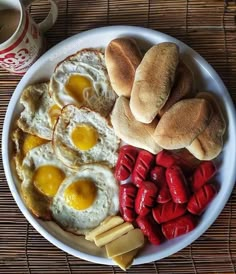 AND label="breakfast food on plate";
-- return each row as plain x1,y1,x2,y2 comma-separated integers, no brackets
50,49,117,117
135,181,158,216
136,214,163,245
130,42,179,123
161,214,197,240
11,37,228,270
53,105,119,168
191,161,216,192
159,62,195,116
117,146,218,246
17,82,60,140
50,165,119,235
85,216,124,241
105,37,142,97
21,179,52,220
186,92,226,160
112,249,139,271
187,183,217,215
86,215,143,270
154,98,213,150
12,128,48,179
152,201,186,224
155,149,200,173
165,165,190,204
94,222,134,247
21,142,74,219
132,150,155,187
119,183,137,222
111,96,162,154
115,145,139,181
105,228,144,258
